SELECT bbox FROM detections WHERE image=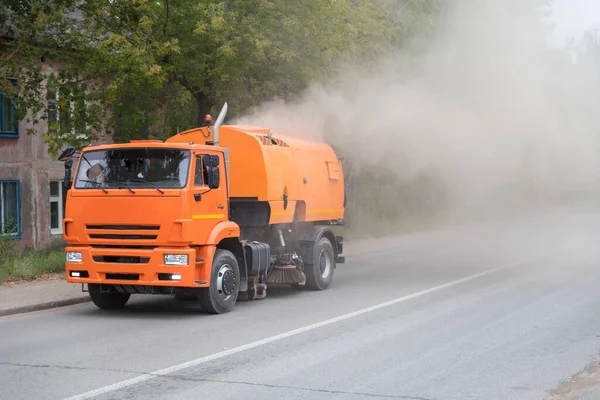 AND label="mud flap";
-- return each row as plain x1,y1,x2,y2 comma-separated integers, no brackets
336,235,345,263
